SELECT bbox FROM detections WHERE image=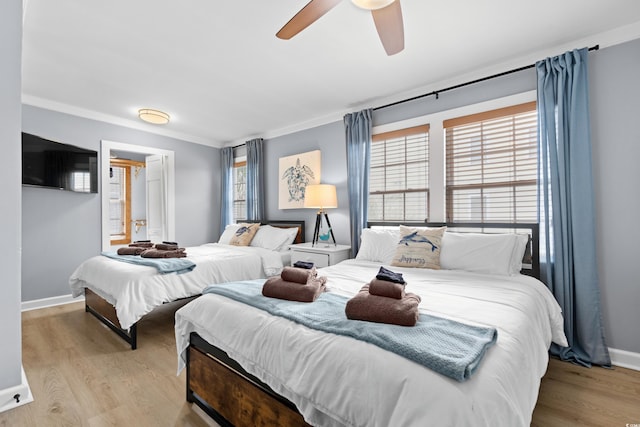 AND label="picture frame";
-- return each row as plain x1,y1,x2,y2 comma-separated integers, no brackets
278,150,321,209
